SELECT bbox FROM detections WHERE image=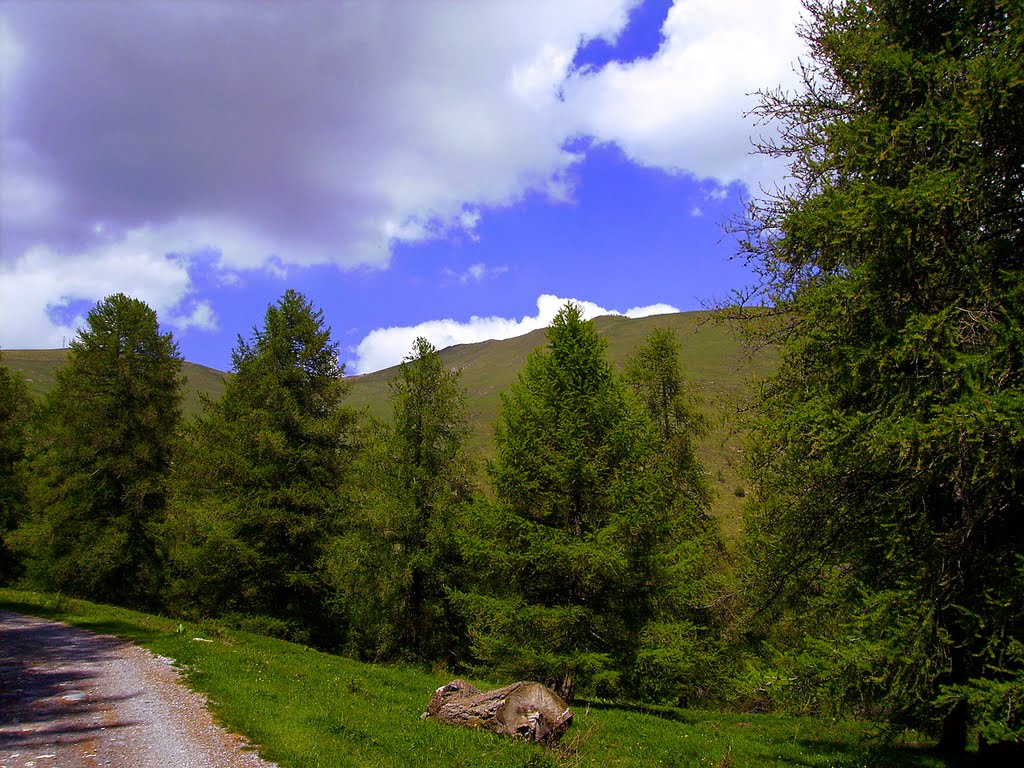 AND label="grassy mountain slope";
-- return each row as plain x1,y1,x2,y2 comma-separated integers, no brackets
345,311,775,538
1,348,228,419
